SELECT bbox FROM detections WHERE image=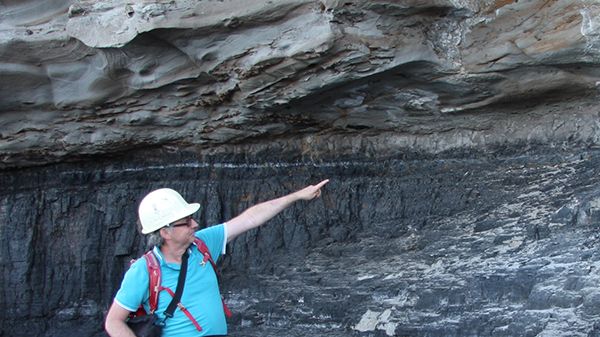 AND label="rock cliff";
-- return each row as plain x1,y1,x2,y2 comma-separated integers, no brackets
2,0,600,336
